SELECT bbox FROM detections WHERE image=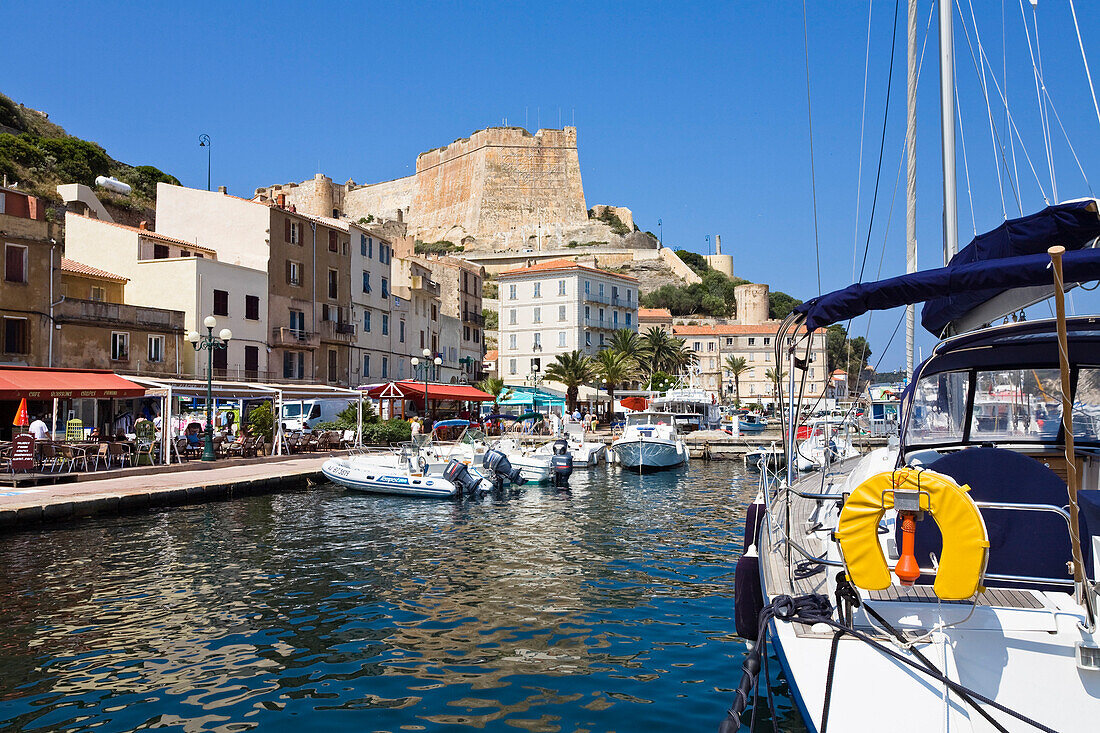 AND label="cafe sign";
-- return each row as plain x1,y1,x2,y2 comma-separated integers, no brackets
10,433,35,471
